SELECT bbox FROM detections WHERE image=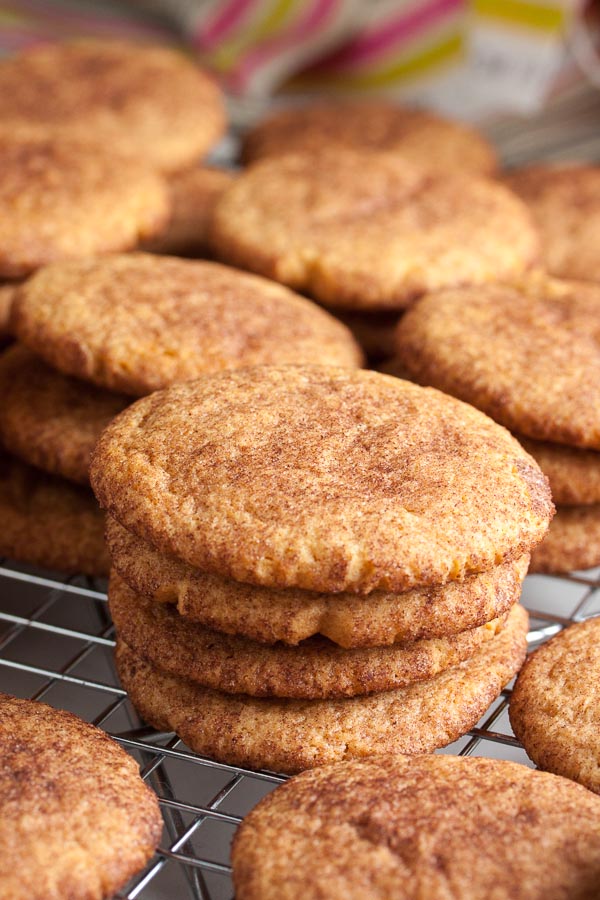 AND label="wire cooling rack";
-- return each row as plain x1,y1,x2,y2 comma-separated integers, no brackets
0,558,599,899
